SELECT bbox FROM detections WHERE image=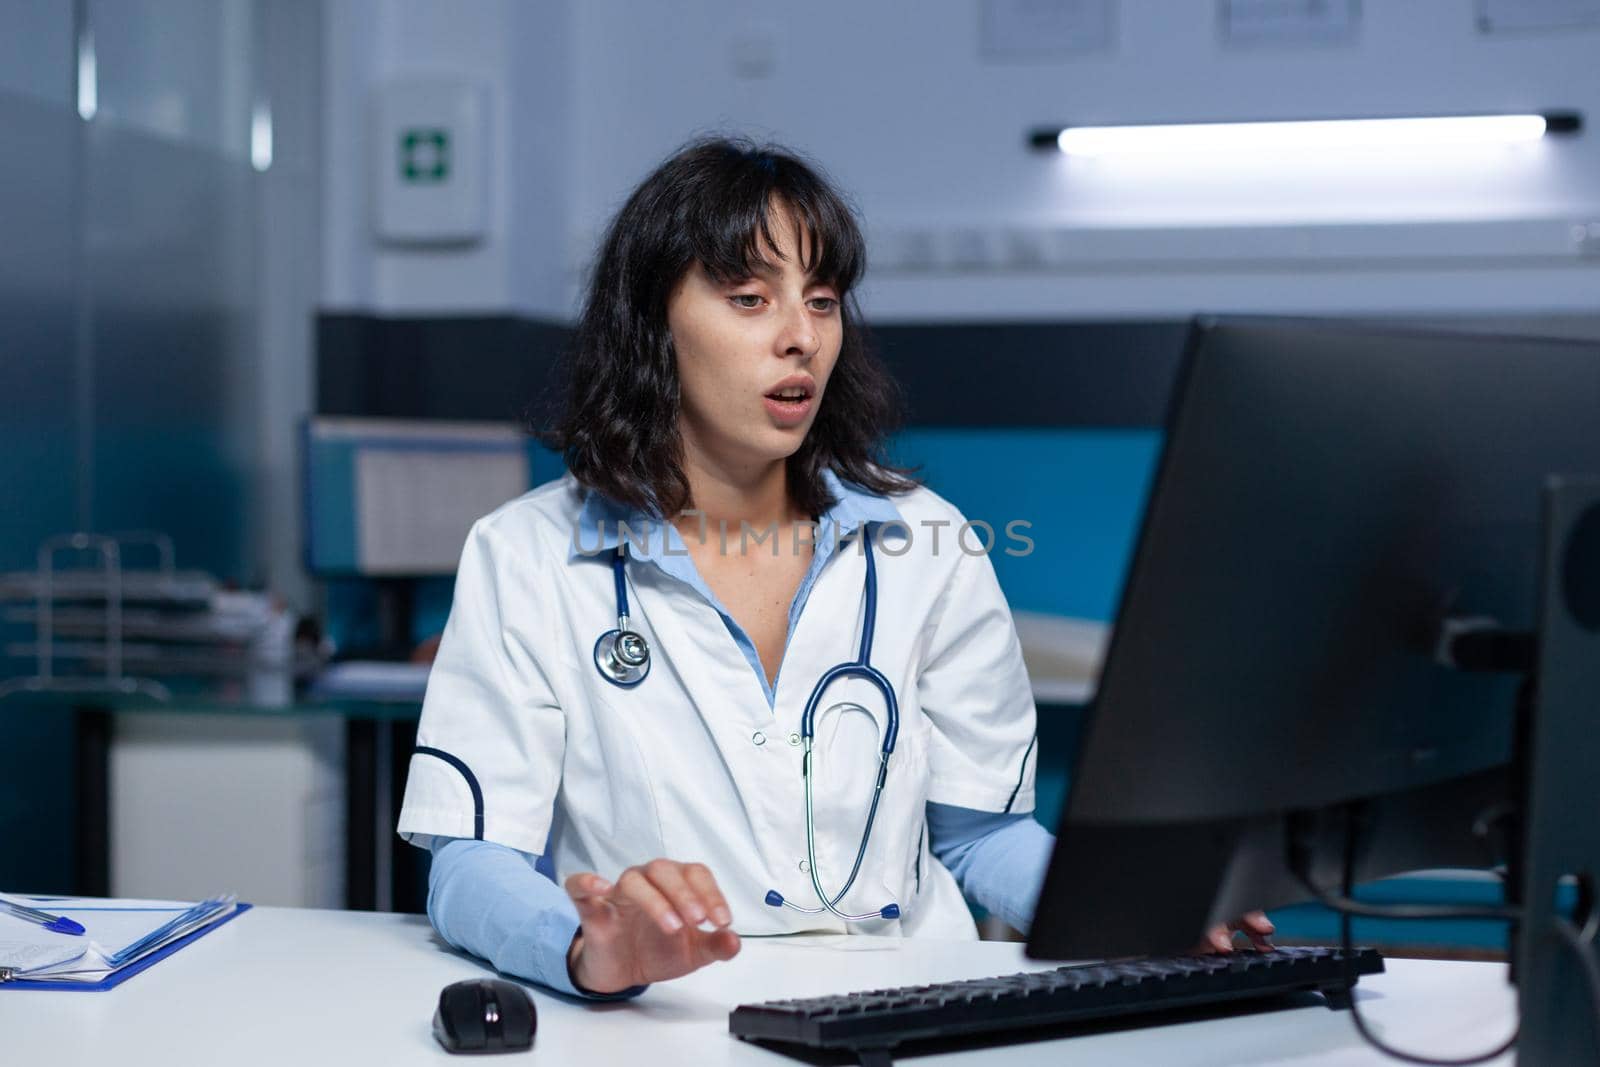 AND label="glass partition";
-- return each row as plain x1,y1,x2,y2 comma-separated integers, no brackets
0,0,319,894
